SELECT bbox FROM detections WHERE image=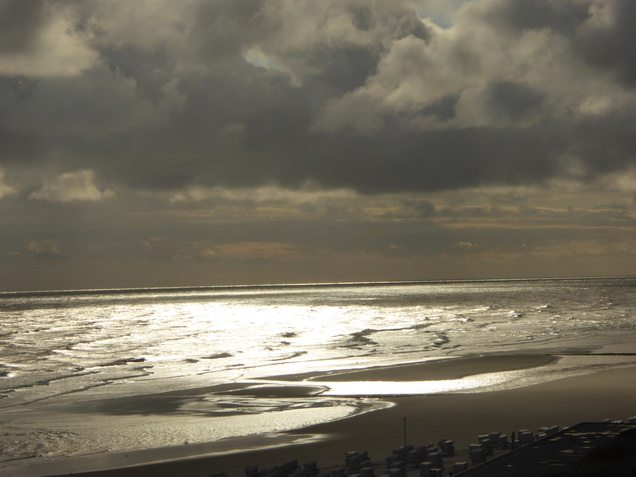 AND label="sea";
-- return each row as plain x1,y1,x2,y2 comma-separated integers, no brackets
1,277,636,474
